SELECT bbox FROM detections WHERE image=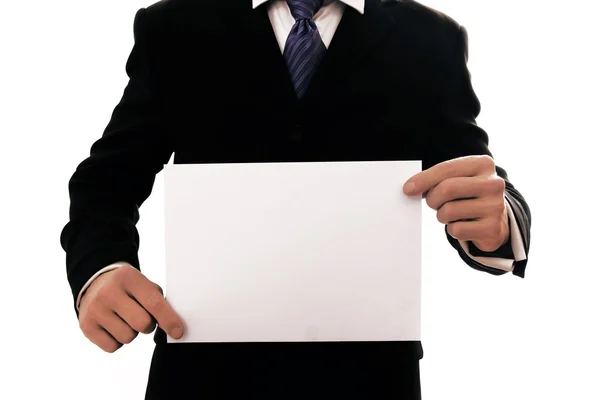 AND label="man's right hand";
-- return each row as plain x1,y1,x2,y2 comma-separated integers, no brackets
78,265,184,353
